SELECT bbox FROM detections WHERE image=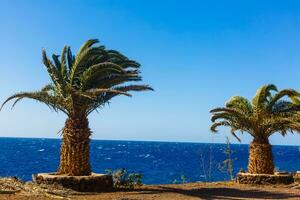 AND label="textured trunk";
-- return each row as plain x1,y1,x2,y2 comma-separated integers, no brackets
248,138,274,174
58,117,91,176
